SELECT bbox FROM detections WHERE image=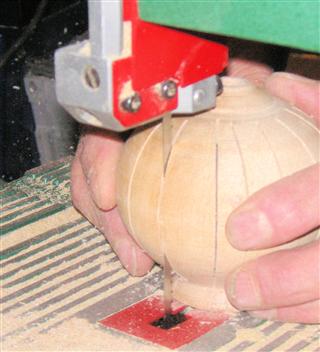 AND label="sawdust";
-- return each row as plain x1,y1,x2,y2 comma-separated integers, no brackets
2,172,164,352
2,161,162,351
223,315,320,351
4,159,319,351
11,173,71,205
2,207,81,251
1,252,117,320
2,315,168,351
1,264,142,338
